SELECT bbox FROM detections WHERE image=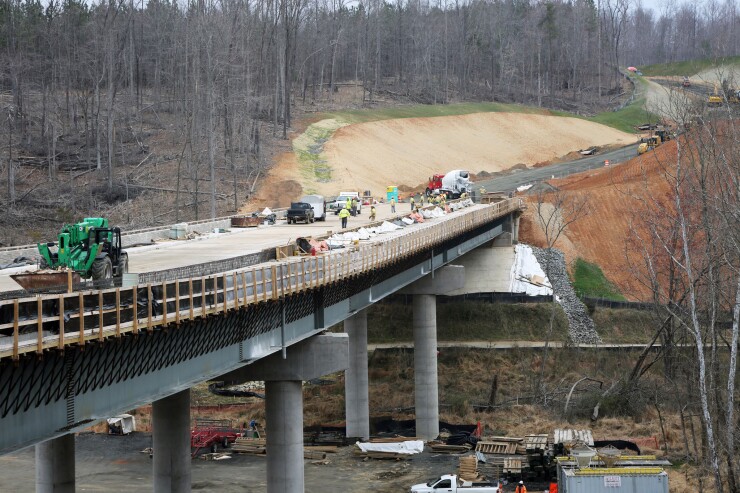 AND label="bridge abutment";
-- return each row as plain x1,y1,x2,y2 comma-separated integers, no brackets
402,265,465,440
344,309,369,440
153,389,191,493
35,434,75,493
